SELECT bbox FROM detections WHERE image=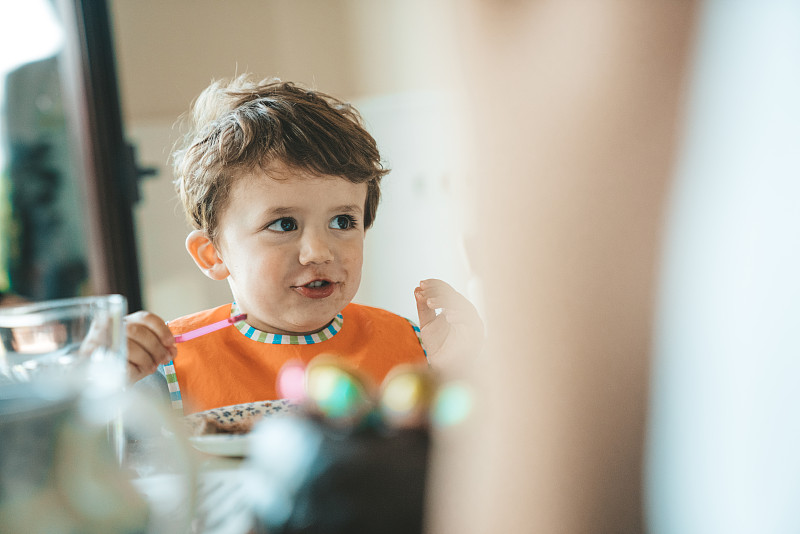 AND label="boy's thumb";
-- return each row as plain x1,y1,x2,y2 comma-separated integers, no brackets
414,288,437,328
